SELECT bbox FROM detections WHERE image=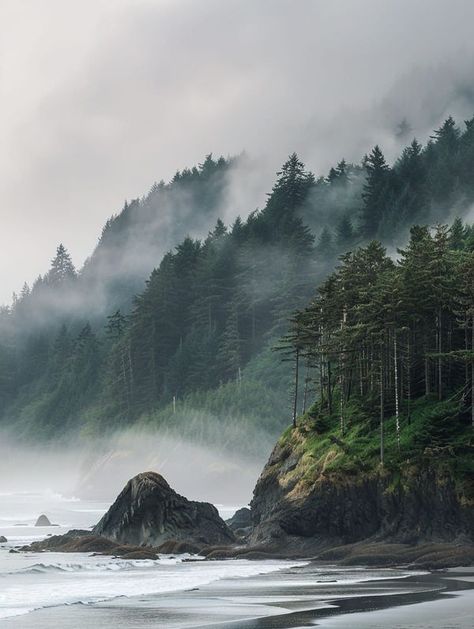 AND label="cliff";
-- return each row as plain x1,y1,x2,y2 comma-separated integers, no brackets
250,396,474,554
